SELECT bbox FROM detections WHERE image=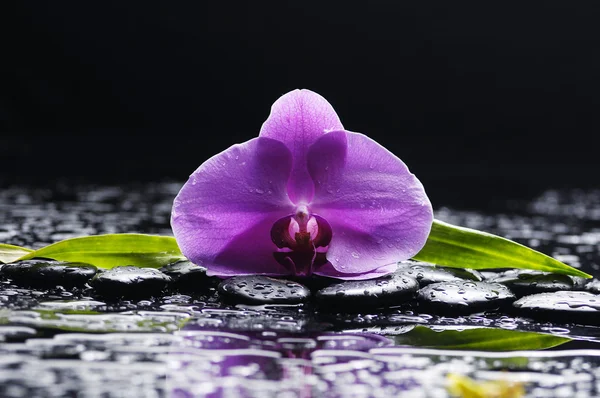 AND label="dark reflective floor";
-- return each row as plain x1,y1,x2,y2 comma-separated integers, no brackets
1,181,600,397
